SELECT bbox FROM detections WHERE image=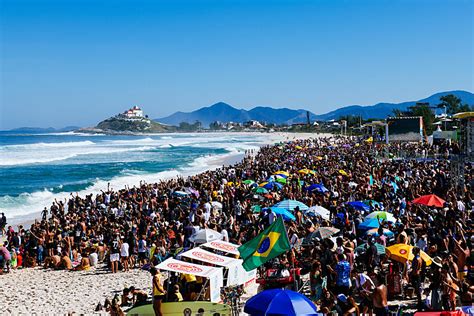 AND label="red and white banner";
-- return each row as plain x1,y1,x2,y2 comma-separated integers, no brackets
201,240,240,256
